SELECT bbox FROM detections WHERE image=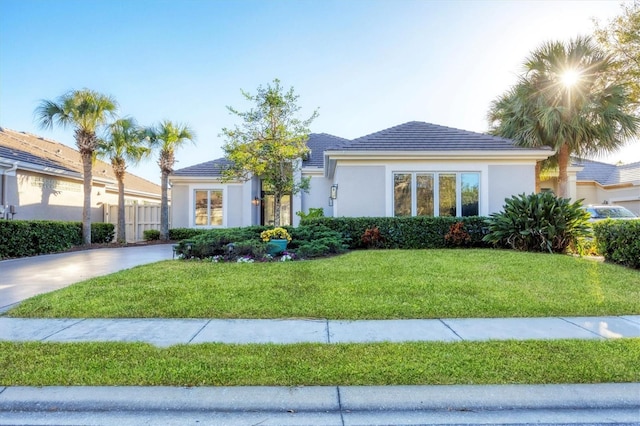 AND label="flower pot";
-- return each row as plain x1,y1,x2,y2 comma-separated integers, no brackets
267,239,288,255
